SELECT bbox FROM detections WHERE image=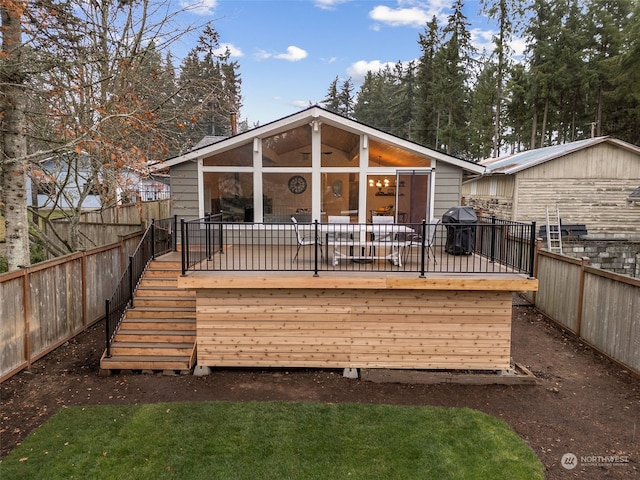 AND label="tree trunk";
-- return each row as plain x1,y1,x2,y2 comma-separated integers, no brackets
530,107,538,149
596,86,603,137
1,3,30,271
540,98,549,148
